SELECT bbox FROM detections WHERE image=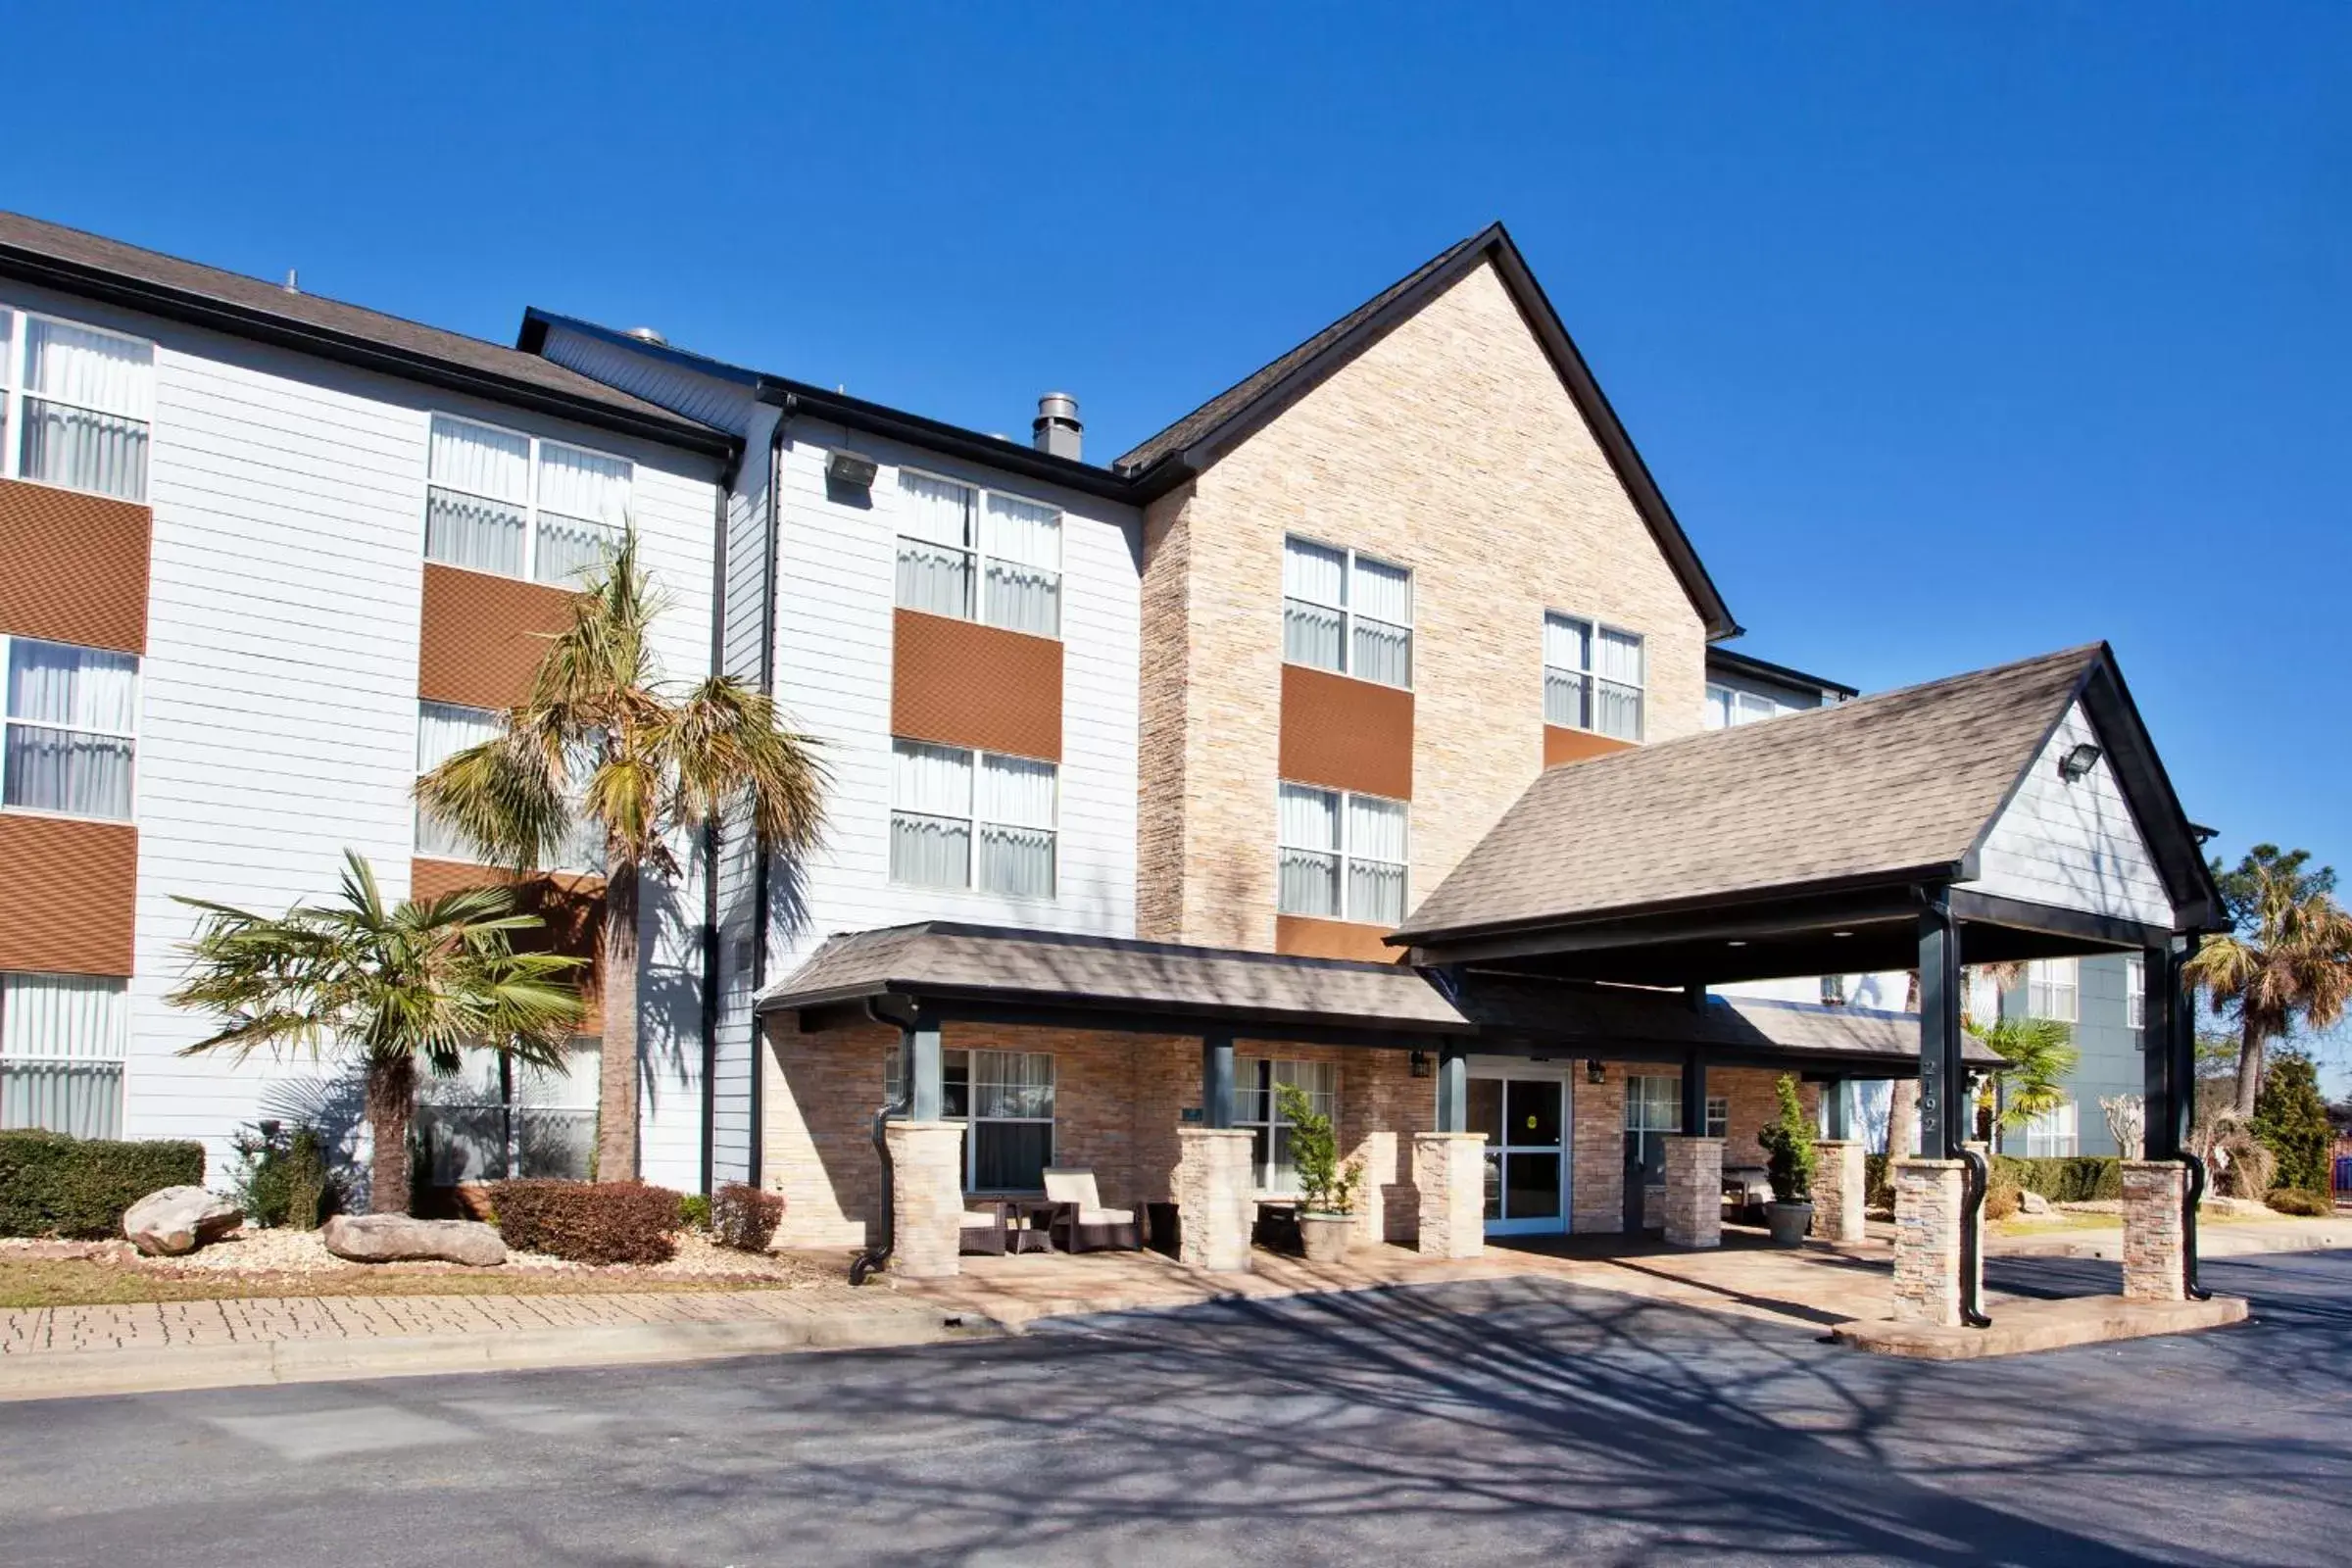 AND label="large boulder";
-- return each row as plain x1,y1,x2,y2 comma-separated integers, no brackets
2019,1190,2052,1215
322,1213,506,1267
122,1186,244,1256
